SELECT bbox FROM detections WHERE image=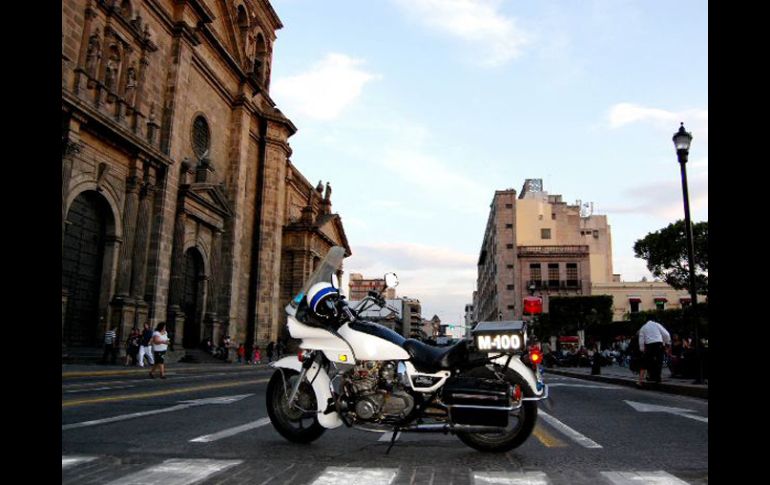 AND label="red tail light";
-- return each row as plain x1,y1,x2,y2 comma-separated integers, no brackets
529,348,543,365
